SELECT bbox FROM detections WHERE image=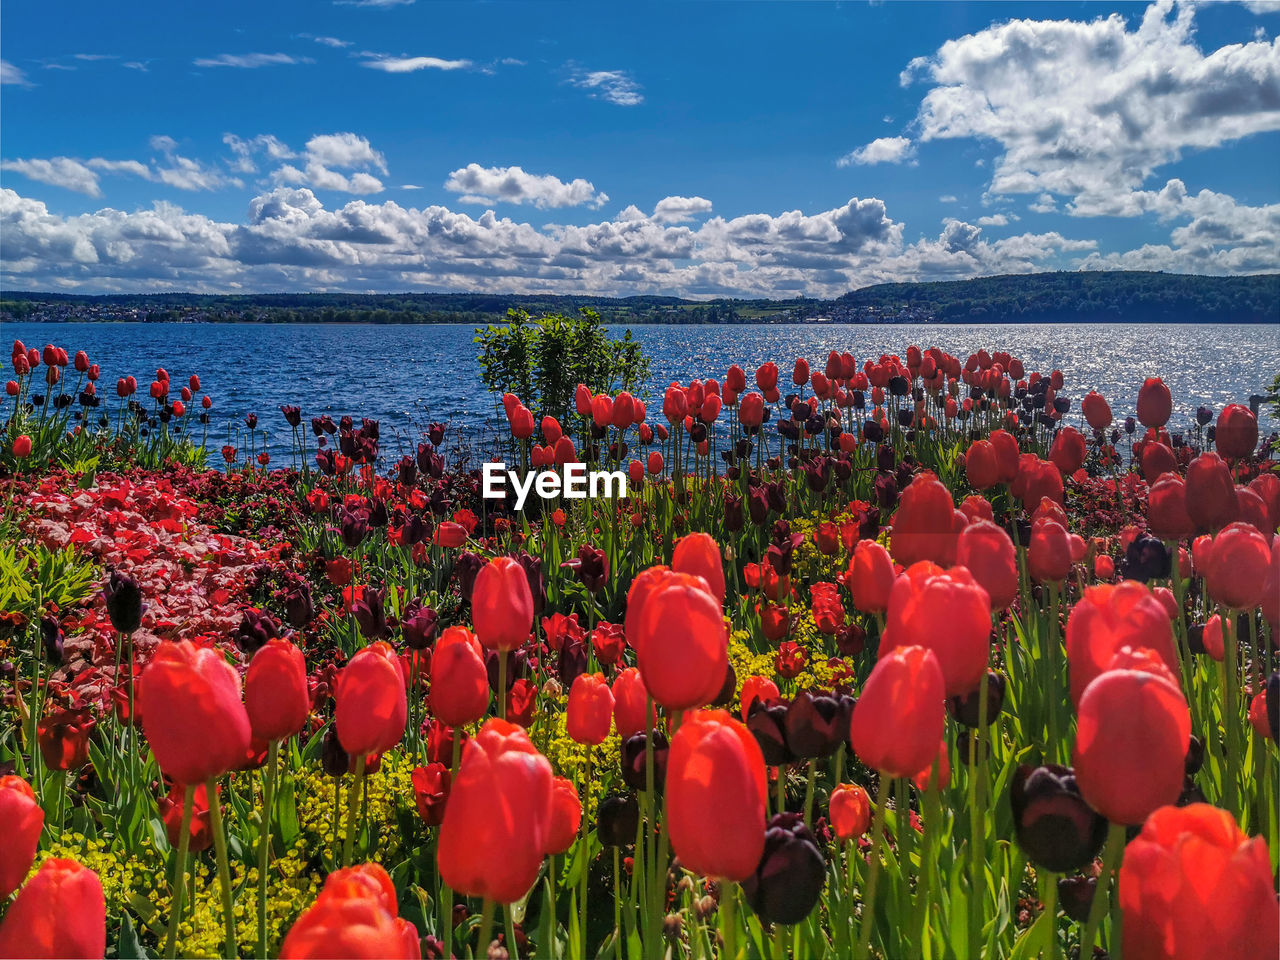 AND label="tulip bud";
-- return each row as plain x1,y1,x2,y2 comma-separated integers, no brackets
597,793,640,847
0,858,106,959
102,570,145,634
